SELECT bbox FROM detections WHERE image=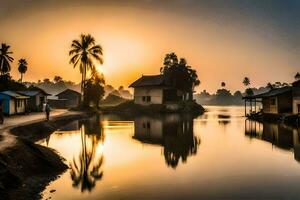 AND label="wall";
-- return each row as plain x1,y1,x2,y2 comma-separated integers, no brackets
293,97,300,114
134,87,163,105
57,92,80,108
277,92,293,113
262,97,277,114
